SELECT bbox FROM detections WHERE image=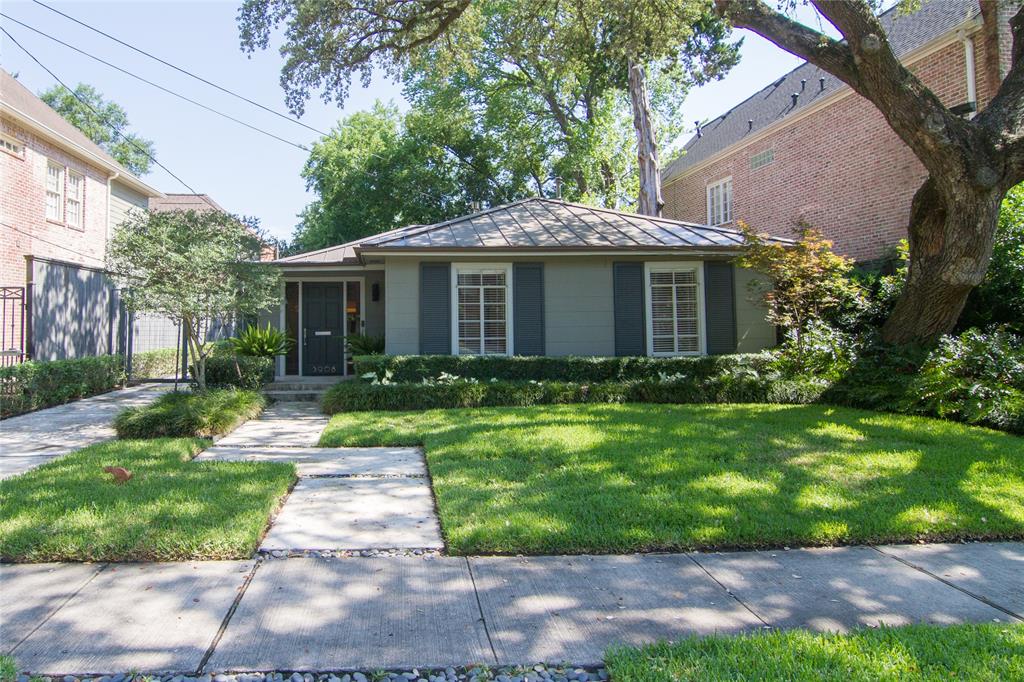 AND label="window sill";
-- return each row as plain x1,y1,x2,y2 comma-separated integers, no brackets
45,218,66,227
